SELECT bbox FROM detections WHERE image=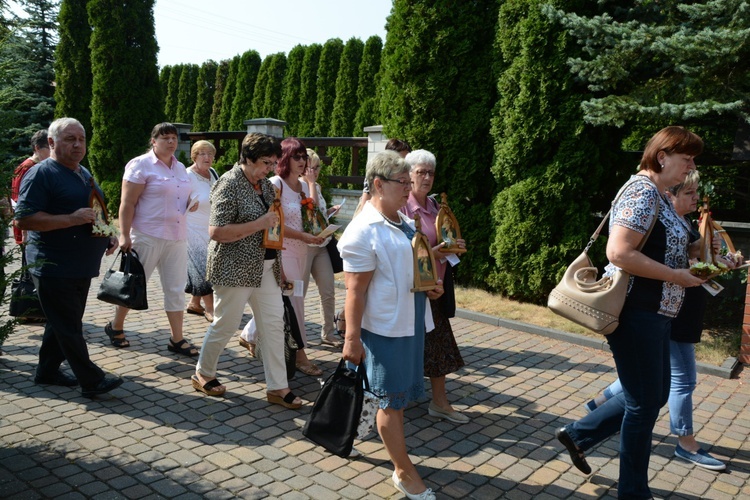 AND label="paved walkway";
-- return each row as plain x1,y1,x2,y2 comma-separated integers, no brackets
1,255,749,499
